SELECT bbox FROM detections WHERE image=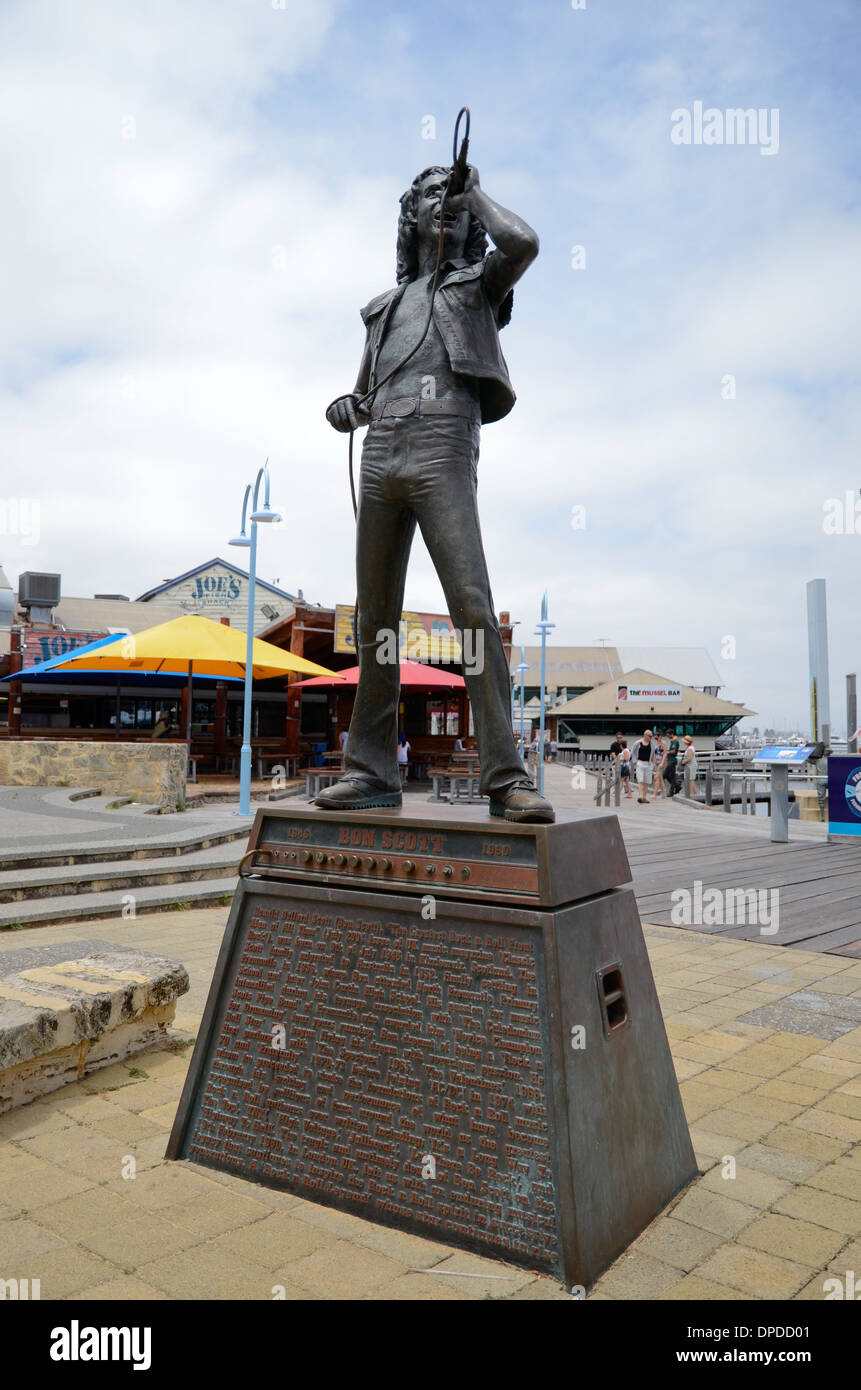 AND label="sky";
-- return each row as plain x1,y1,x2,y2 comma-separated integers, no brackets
1,0,859,731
